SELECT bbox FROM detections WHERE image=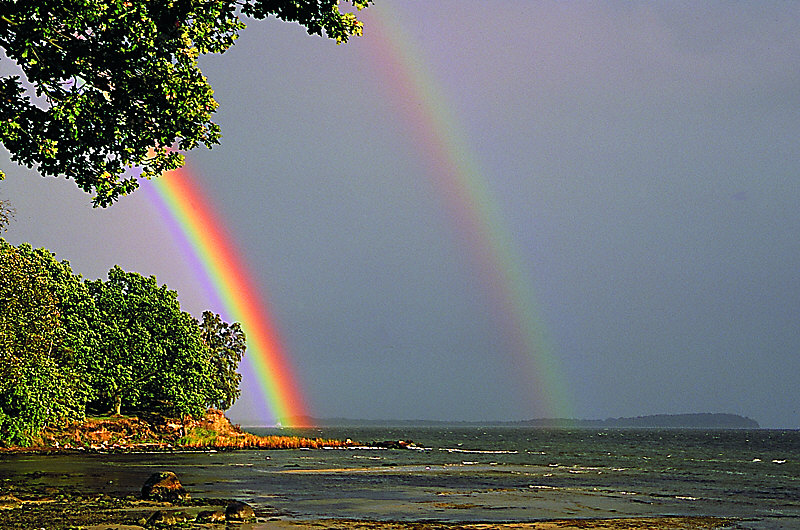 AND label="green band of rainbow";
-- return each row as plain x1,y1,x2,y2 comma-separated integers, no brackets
147,167,309,425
